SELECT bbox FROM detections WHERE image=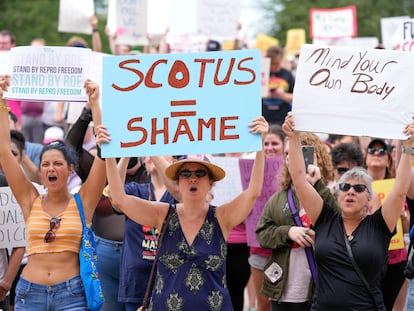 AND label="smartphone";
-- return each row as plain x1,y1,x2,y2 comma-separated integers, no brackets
302,146,314,172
